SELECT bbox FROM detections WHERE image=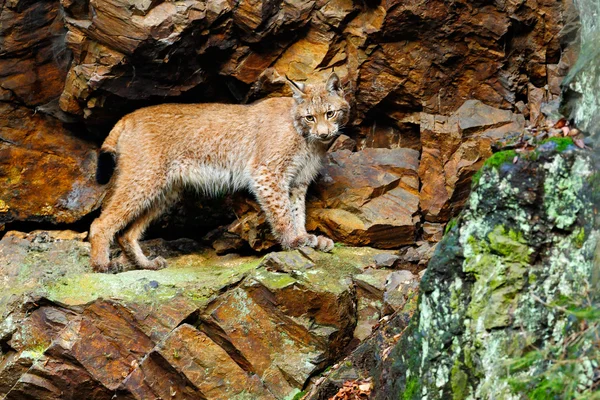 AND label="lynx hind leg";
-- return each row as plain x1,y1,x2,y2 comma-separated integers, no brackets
116,205,167,271
90,190,145,273
117,192,178,271
90,171,171,272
